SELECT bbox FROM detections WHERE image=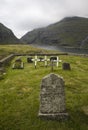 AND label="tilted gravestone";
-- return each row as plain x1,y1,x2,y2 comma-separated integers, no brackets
38,73,68,120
